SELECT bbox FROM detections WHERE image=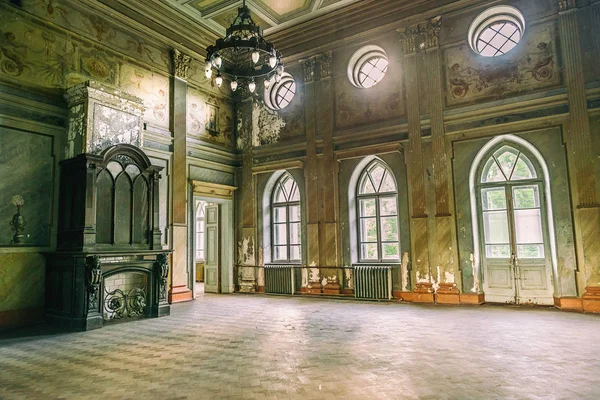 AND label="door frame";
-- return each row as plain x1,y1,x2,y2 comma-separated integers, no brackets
189,181,237,298
468,135,559,301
